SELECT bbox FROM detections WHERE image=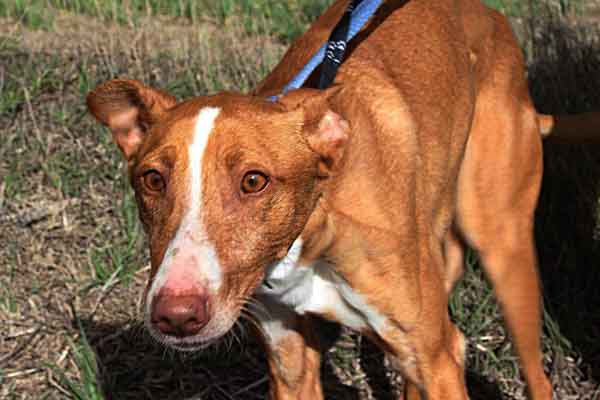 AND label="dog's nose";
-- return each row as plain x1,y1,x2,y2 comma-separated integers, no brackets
151,294,209,337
